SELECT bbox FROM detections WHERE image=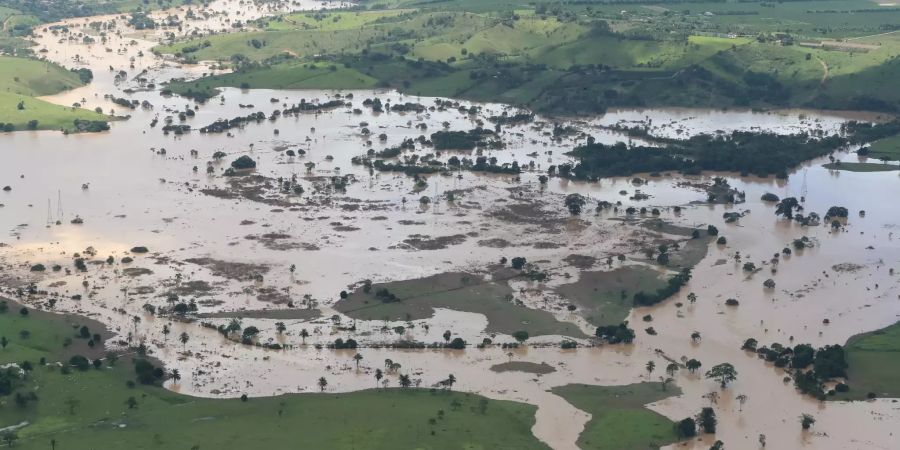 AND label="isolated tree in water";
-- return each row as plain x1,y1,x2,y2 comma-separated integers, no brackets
318,377,328,392
705,363,738,388
179,332,189,349
800,414,816,430
685,359,702,373
353,353,363,370
735,394,748,412
666,362,679,377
